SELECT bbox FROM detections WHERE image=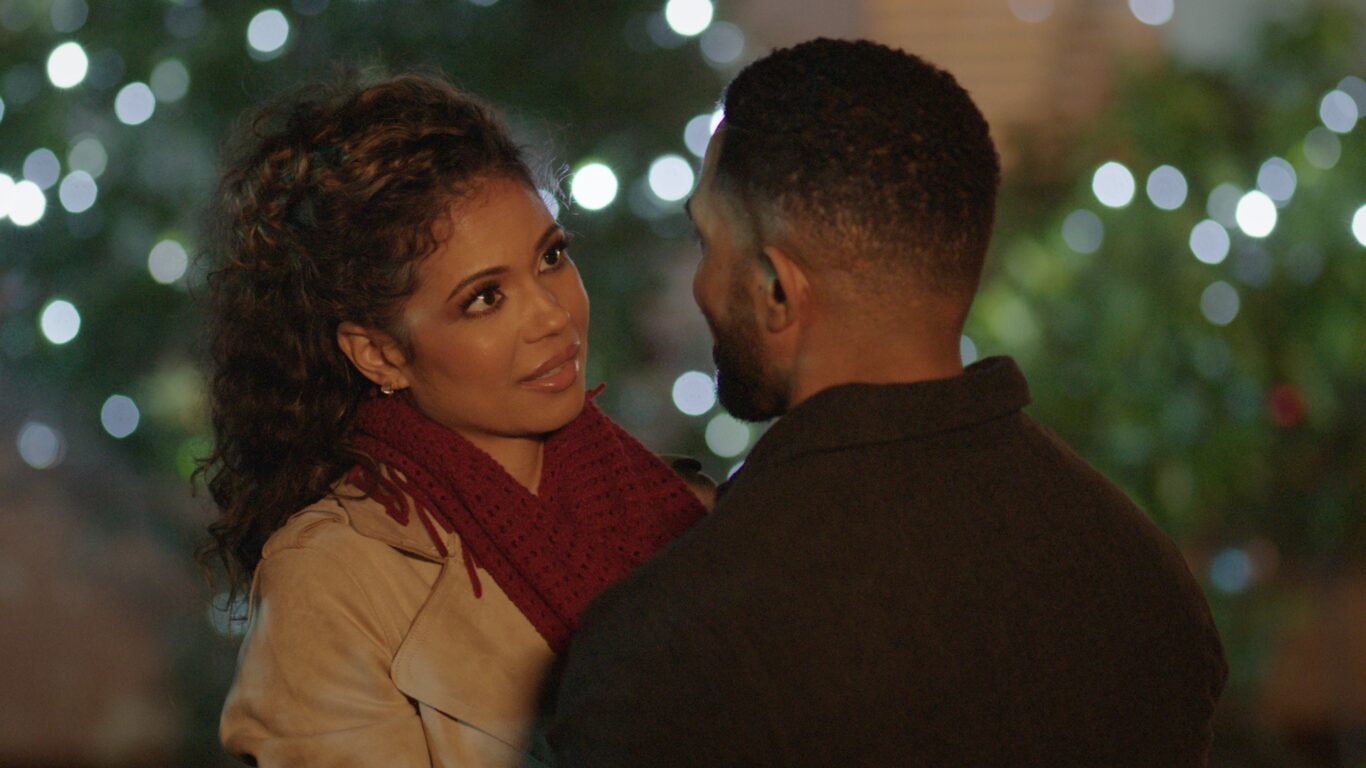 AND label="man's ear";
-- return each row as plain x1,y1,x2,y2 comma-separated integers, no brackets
336,321,411,391
757,245,809,334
